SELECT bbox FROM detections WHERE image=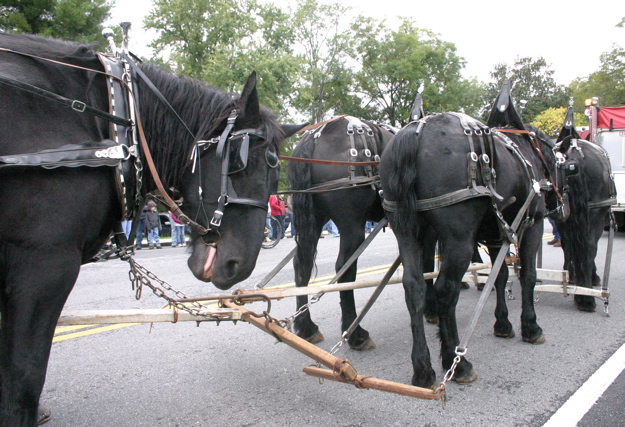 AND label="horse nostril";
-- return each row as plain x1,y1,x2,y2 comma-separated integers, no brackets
224,259,239,279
